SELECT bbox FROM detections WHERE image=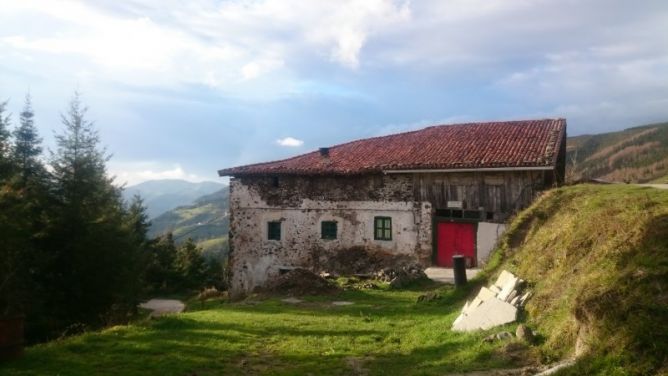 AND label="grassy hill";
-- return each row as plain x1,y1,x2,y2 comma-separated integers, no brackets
481,184,668,374
567,121,668,183
122,179,225,219
148,187,230,256
2,185,665,375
